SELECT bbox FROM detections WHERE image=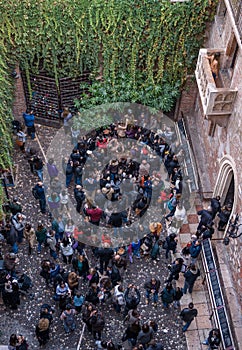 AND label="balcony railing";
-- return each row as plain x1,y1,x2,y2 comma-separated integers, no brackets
195,48,238,127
